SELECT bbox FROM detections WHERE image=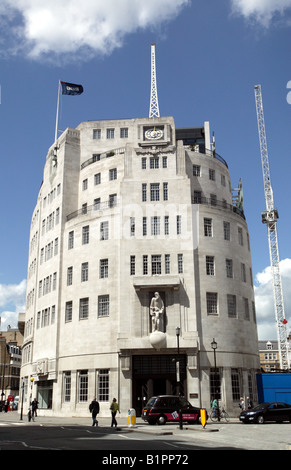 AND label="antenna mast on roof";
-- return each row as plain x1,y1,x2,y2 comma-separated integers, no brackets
149,43,160,118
